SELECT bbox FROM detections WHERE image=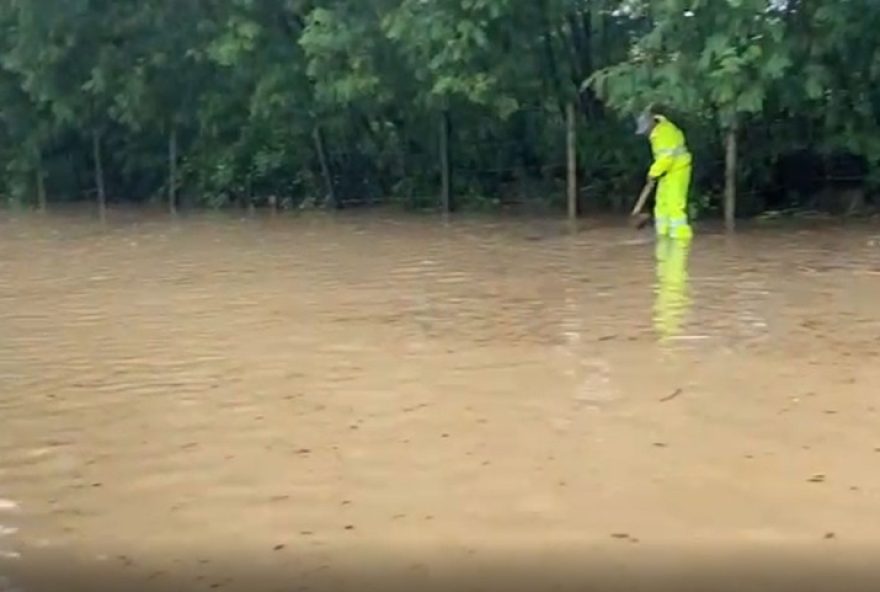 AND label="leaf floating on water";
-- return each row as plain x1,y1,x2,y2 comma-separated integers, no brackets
660,388,683,403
